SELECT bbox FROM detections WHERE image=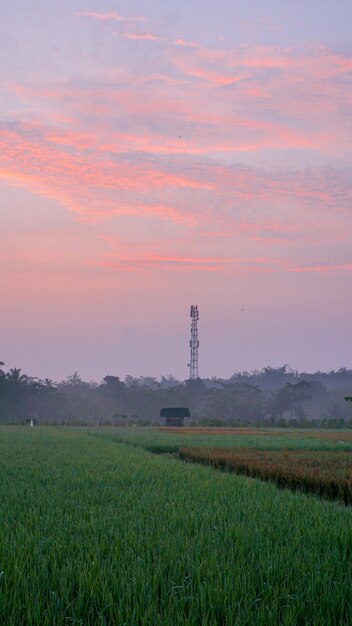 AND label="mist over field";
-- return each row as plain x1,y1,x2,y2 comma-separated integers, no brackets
2,362,352,426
